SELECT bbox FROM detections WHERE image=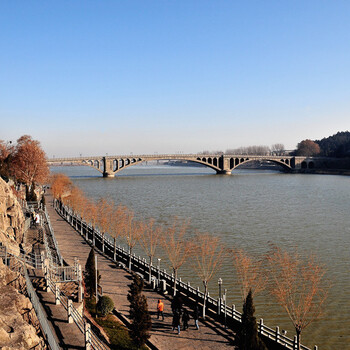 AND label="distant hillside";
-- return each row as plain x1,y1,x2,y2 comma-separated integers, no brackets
315,131,350,157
